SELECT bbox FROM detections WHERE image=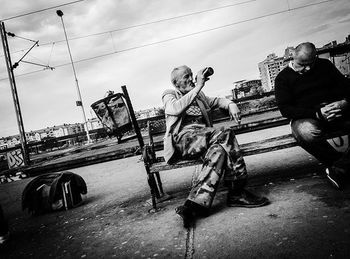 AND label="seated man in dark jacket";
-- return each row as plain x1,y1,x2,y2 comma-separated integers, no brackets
275,42,350,189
